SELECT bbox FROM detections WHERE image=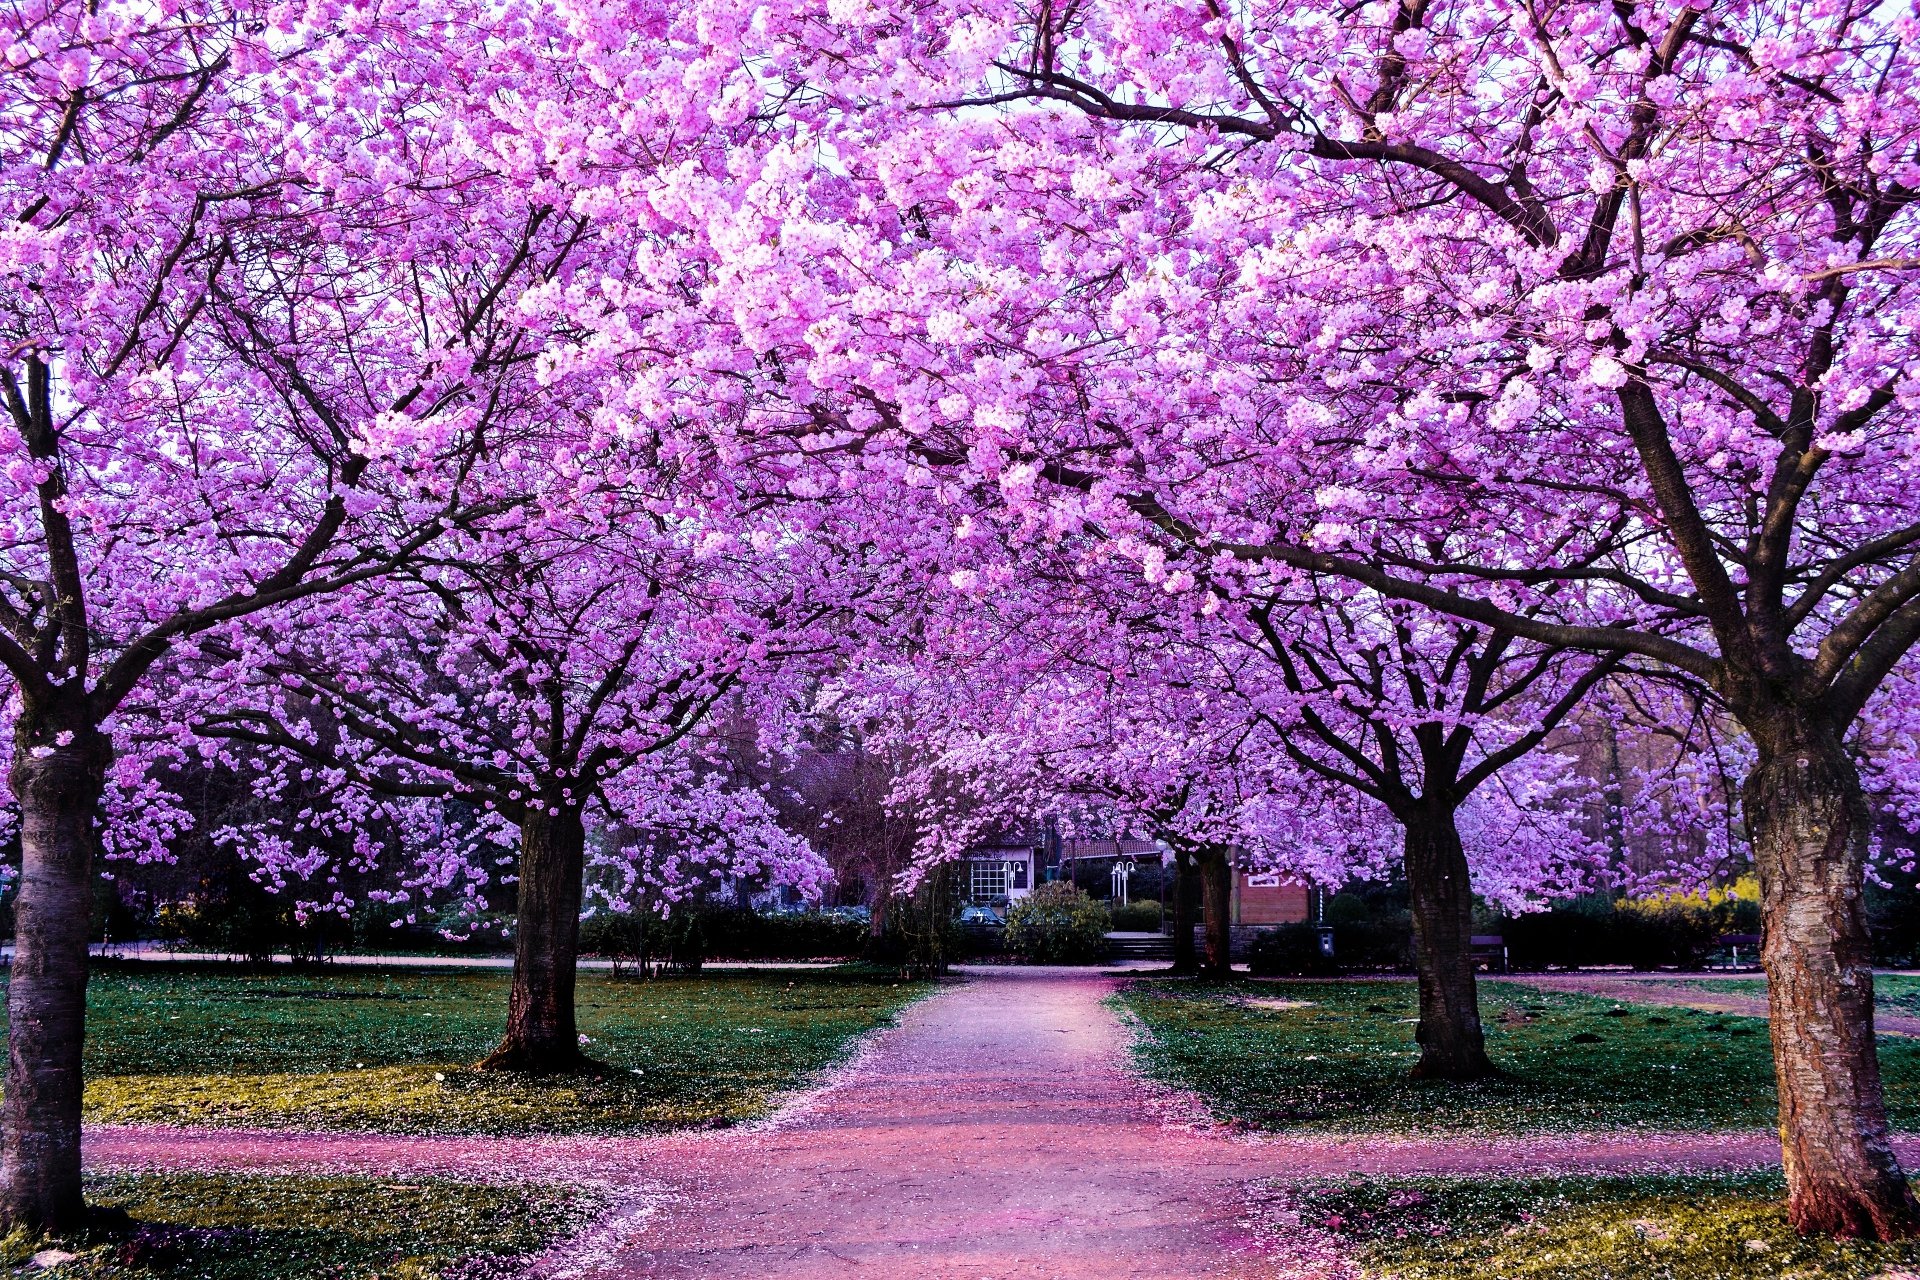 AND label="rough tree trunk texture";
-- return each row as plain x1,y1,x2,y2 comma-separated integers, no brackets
1745,724,1916,1238
3,730,111,1232
480,804,591,1073
1403,806,1495,1081
1169,853,1198,976
1199,851,1232,979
